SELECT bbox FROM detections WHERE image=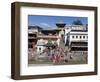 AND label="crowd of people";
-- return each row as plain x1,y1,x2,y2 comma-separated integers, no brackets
29,43,71,64
42,46,68,64
29,44,87,65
